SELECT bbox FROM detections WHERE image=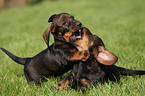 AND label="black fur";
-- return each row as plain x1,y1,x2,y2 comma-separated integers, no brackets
59,55,145,92
1,41,82,84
